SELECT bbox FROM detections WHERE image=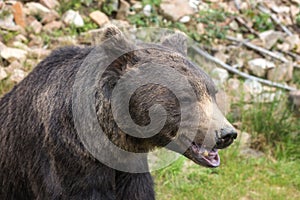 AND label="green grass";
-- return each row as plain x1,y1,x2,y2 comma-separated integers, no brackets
0,78,14,97
153,145,300,200
229,95,300,161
